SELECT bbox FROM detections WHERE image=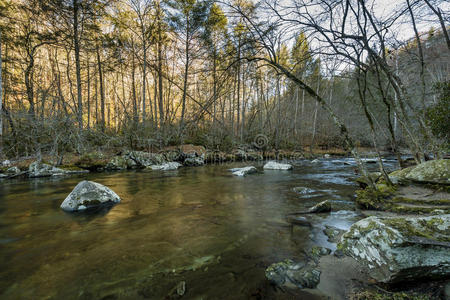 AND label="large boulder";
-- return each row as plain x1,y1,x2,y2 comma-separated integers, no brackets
389,159,450,185
163,150,182,162
75,152,108,171
105,156,129,170
126,151,166,167
60,180,121,212
338,214,450,283
29,161,62,177
263,161,293,170
229,166,257,176
184,157,204,166
179,144,206,159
